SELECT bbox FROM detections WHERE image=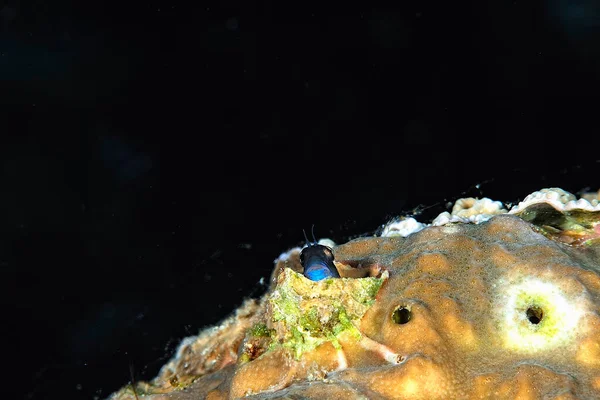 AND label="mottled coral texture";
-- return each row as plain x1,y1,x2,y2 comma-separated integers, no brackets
109,188,600,399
